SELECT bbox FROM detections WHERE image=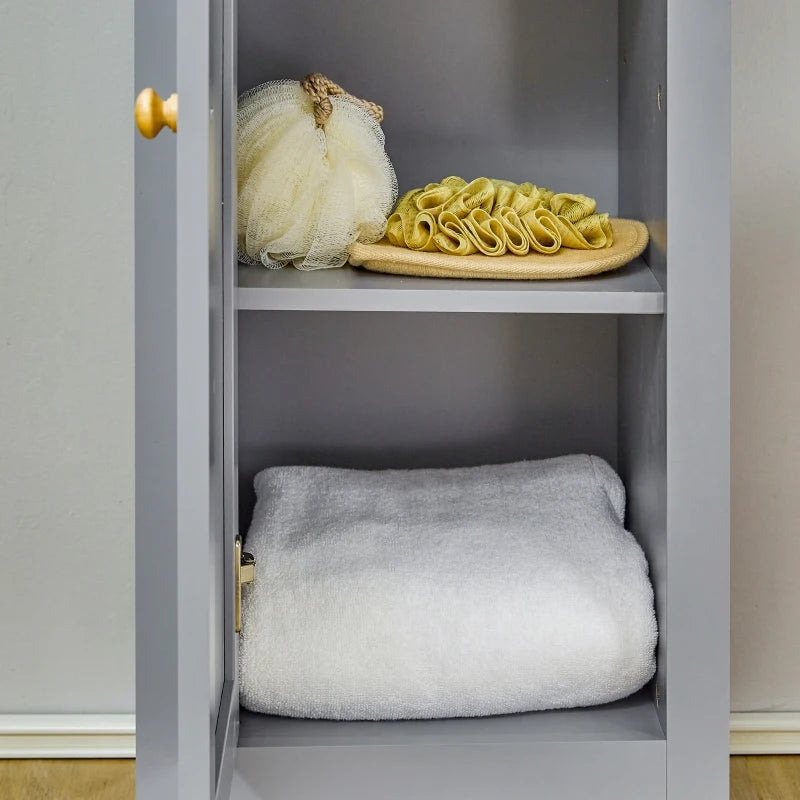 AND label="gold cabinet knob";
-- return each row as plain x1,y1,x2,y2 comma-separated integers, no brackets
135,88,178,139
